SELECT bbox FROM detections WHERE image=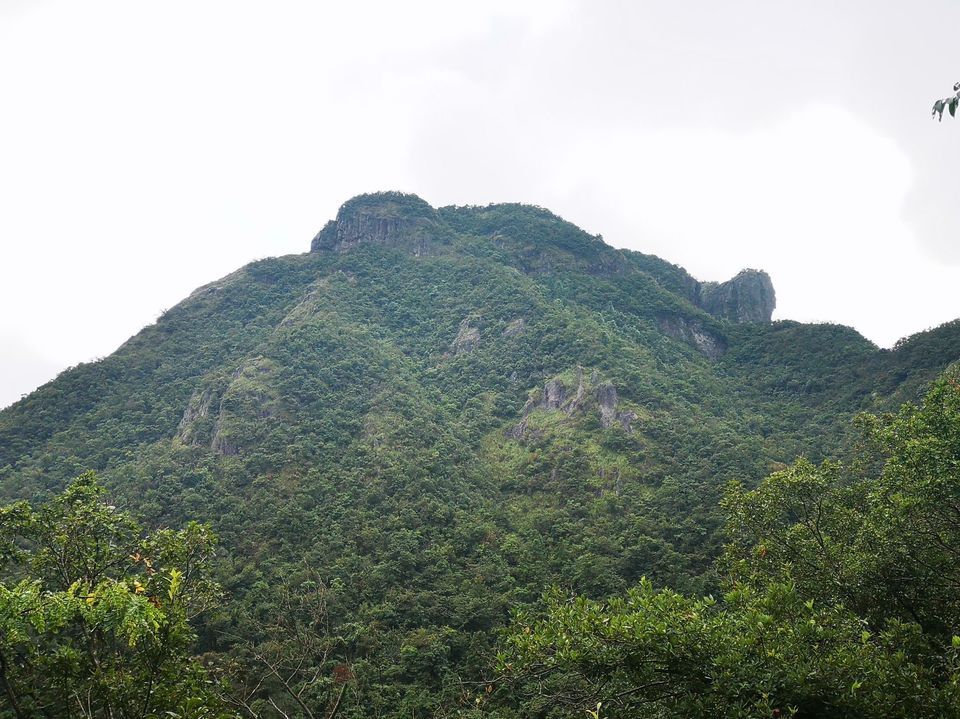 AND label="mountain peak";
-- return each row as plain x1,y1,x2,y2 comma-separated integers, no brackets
335,191,436,220
310,191,441,254
698,268,776,323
